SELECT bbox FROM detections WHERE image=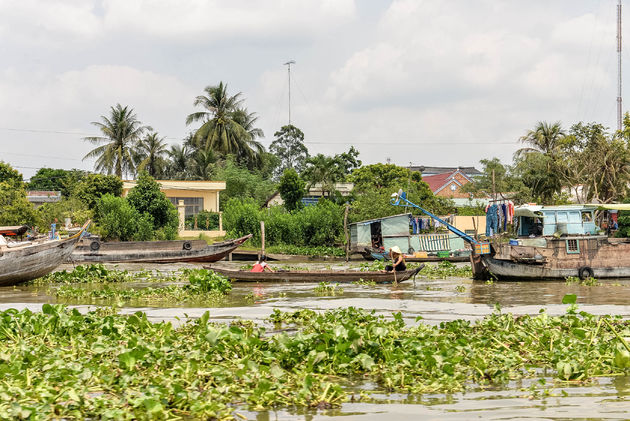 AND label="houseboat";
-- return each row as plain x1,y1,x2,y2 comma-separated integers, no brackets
349,213,472,262
389,191,630,281
477,204,630,280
